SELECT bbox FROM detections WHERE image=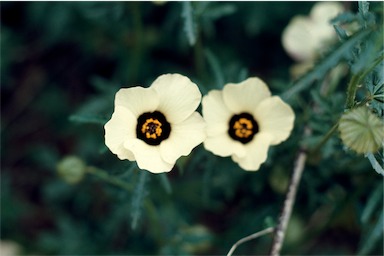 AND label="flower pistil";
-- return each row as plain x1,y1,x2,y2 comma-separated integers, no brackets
136,111,171,145
228,113,259,144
